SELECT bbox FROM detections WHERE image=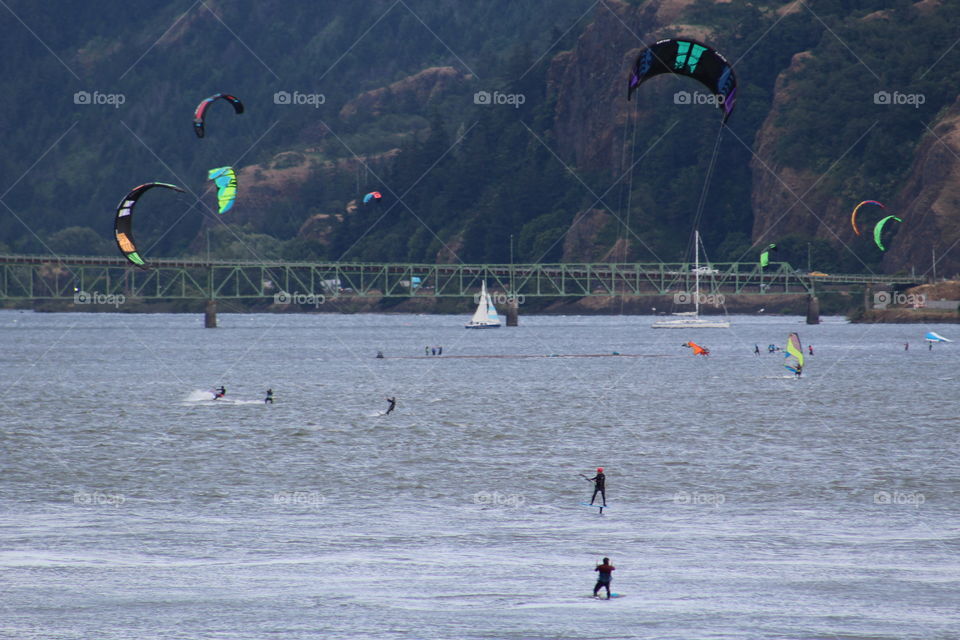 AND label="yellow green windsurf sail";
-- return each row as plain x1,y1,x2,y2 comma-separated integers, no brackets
784,332,804,374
